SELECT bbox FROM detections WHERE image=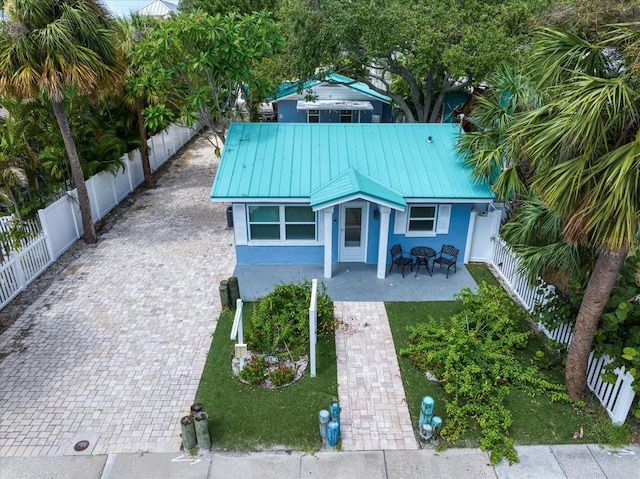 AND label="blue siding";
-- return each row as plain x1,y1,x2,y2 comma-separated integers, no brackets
237,245,324,264
366,206,381,263
387,204,472,263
